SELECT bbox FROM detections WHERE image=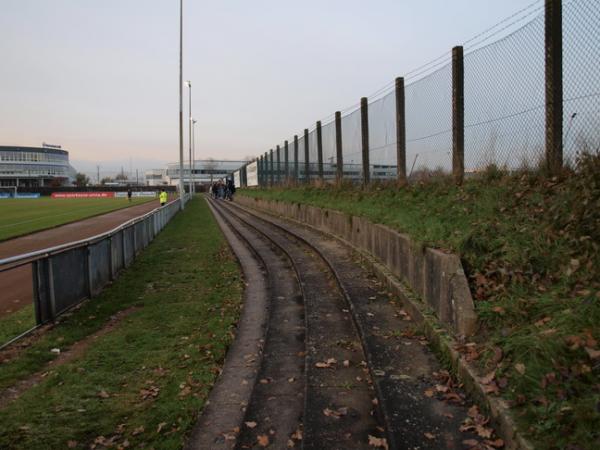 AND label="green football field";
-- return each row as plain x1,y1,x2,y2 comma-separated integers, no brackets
0,197,156,242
